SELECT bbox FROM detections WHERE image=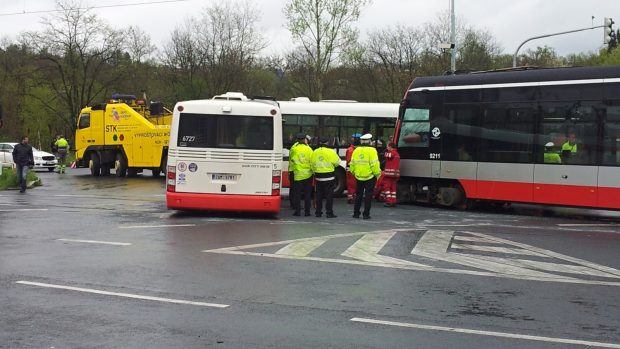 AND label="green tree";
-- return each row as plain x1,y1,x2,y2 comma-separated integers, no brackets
284,0,370,100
